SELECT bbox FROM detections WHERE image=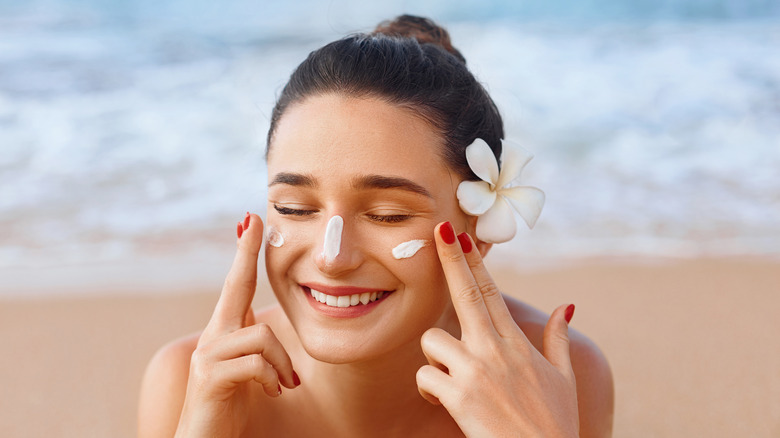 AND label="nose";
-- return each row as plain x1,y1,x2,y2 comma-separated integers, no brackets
313,215,365,277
